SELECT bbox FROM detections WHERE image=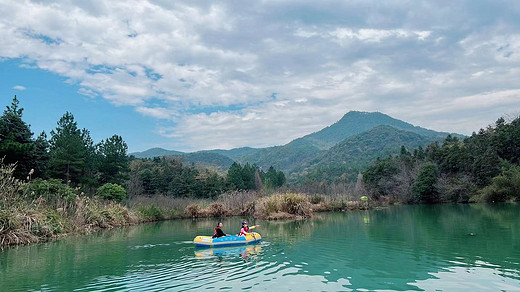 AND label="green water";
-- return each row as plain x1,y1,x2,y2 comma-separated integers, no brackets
1,204,520,291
